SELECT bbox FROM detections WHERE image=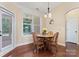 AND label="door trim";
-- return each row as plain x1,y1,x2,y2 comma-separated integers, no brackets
0,6,16,56
65,11,79,44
